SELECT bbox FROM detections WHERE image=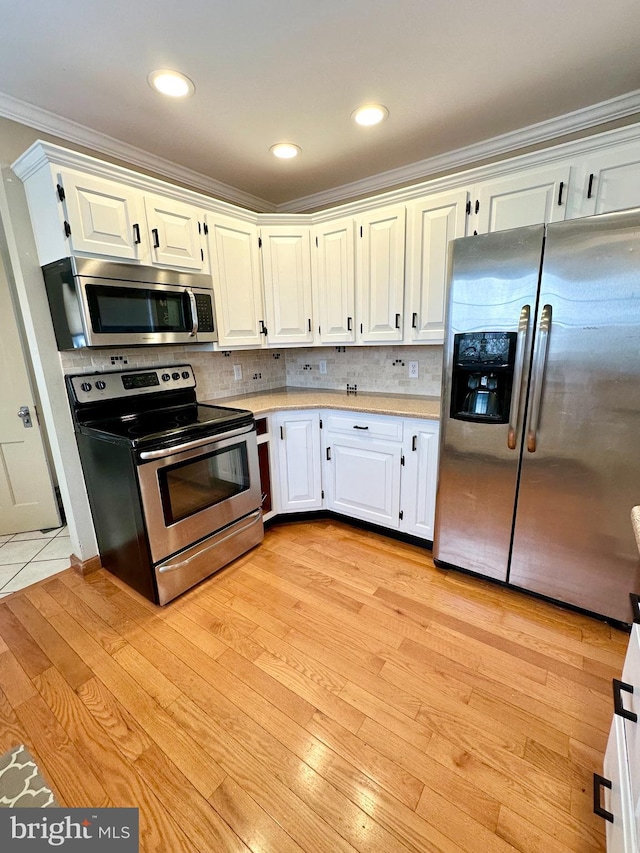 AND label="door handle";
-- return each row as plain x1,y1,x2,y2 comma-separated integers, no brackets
613,678,638,723
526,304,552,453
17,406,33,428
593,773,614,823
507,305,531,450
